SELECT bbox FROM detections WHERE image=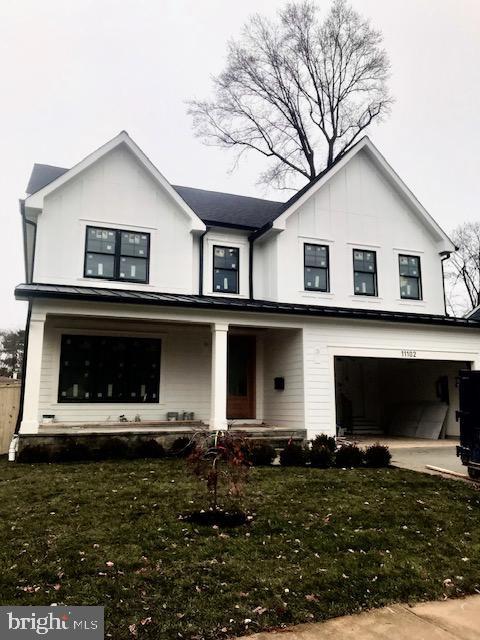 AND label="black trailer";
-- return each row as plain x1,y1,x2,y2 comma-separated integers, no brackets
456,369,480,479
